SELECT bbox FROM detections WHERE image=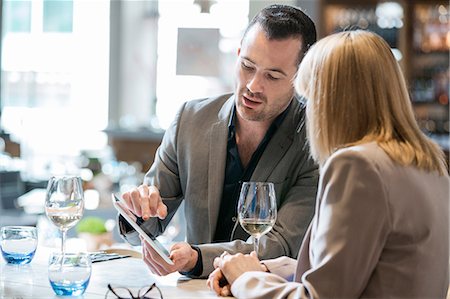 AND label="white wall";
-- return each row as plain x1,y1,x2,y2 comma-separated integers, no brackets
109,1,158,129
